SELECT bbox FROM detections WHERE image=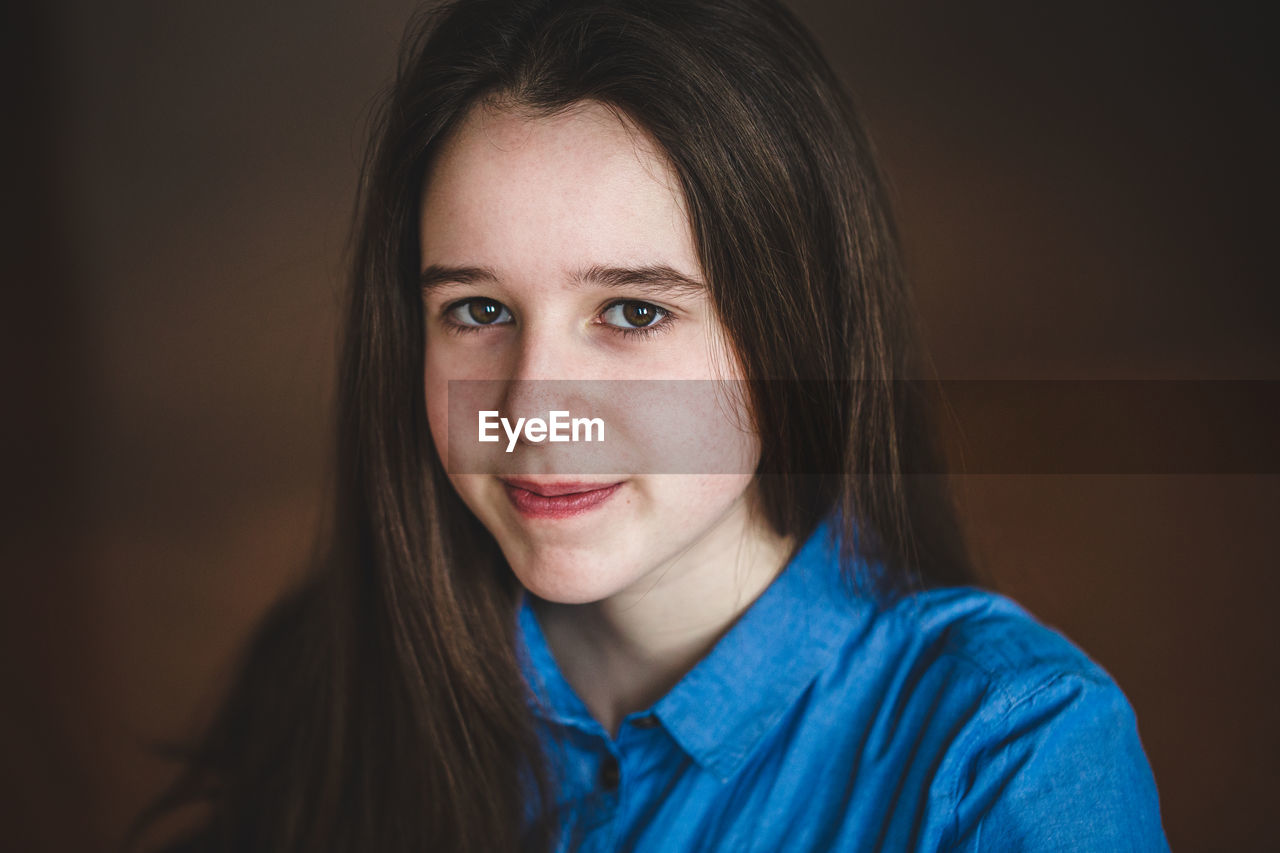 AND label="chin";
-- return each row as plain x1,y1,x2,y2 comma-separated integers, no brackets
507,550,641,605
